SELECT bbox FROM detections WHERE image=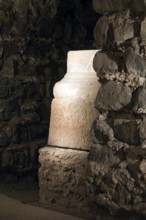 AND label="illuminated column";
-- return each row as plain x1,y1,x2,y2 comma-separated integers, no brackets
48,50,101,150
39,50,100,212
